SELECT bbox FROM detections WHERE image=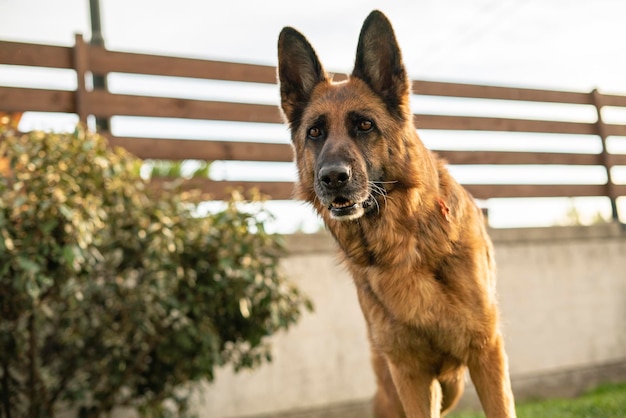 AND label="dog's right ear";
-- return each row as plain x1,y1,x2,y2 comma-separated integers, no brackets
278,27,327,126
